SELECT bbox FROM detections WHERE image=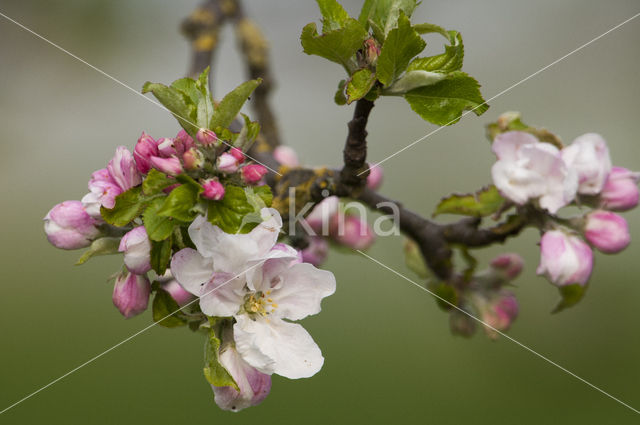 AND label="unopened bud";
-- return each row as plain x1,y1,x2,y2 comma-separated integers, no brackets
537,230,593,287
183,147,204,170
112,272,151,318
133,132,159,174
217,153,239,173
202,179,226,201
366,165,383,190
150,156,183,176
273,145,299,167
196,128,218,146
119,226,151,274
584,210,630,254
44,201,100,250
241,164,268,185
600,166,640,211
